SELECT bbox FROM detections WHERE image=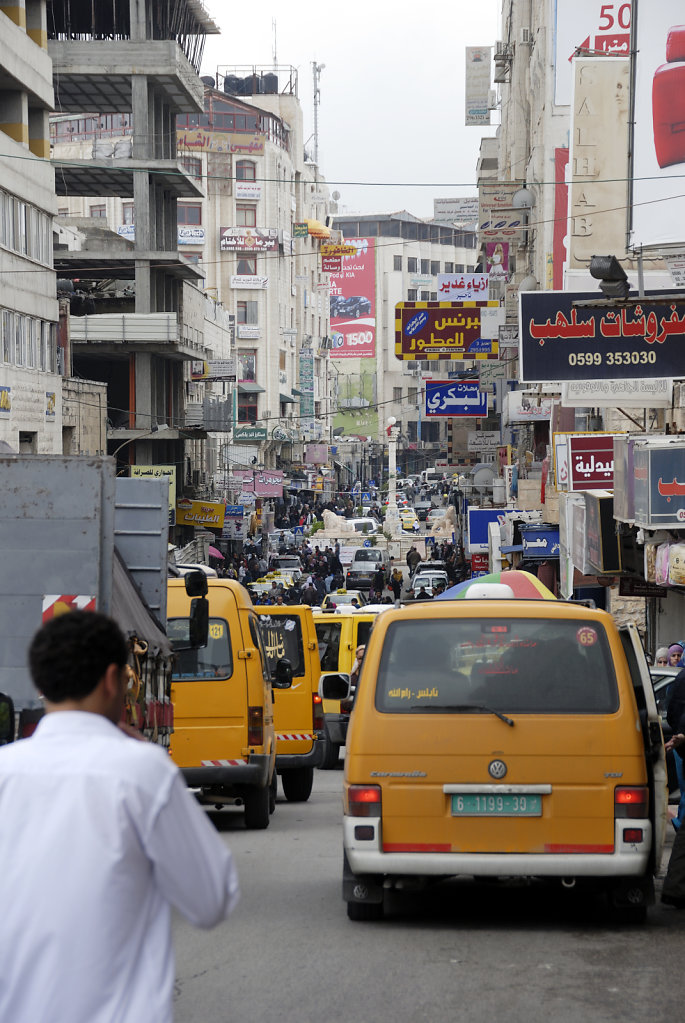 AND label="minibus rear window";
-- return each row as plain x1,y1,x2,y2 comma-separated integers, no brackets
375,618,618,714
168,617,233,680
315,621,342,671
259,614,305,676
